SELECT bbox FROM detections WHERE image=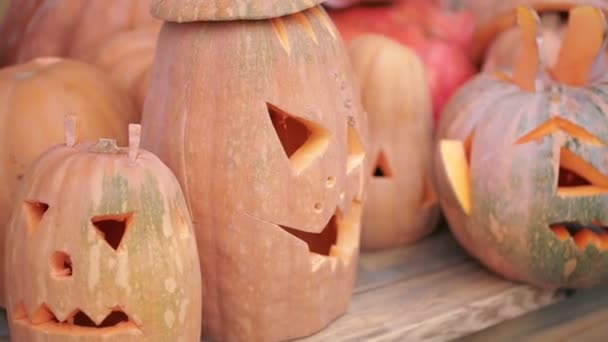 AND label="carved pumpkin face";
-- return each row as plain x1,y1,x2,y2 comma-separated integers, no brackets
141,5,368,341
435,6,608,288
4,125,202,341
